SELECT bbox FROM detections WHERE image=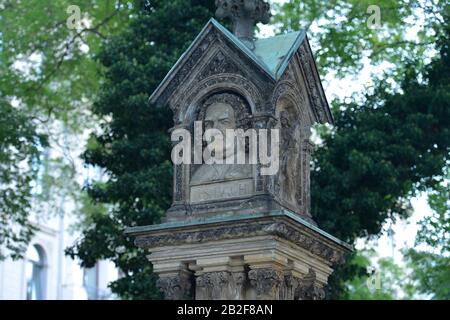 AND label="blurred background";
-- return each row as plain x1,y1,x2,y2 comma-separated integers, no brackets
0,0,448,300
